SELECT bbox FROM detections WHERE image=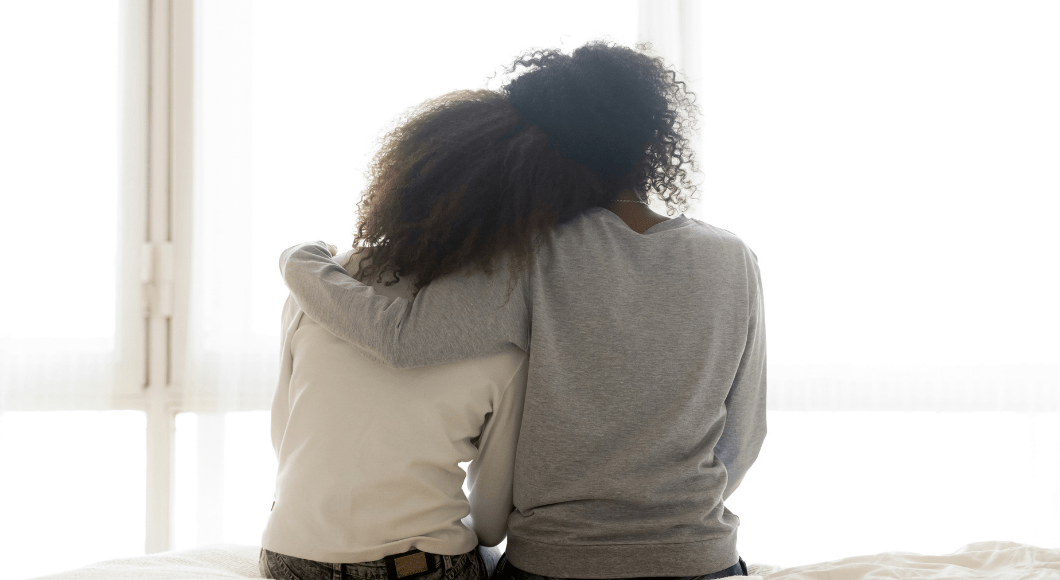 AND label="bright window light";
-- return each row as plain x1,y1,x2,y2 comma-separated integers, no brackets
0,411,145,580
0,1,120,342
